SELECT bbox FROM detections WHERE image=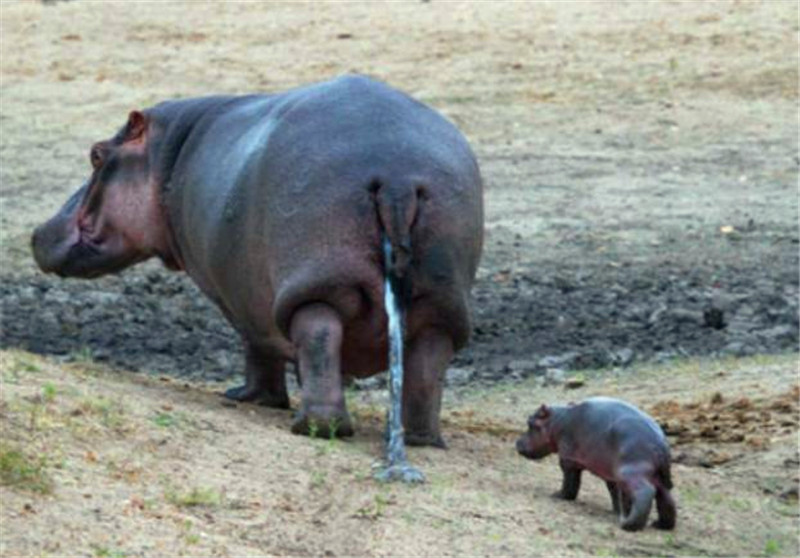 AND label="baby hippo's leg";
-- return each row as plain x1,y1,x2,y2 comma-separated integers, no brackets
653,486,677,530
558,459,582,500
606,481,621,514
289,303,353,438
620,488,632,517
617,466,656,531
